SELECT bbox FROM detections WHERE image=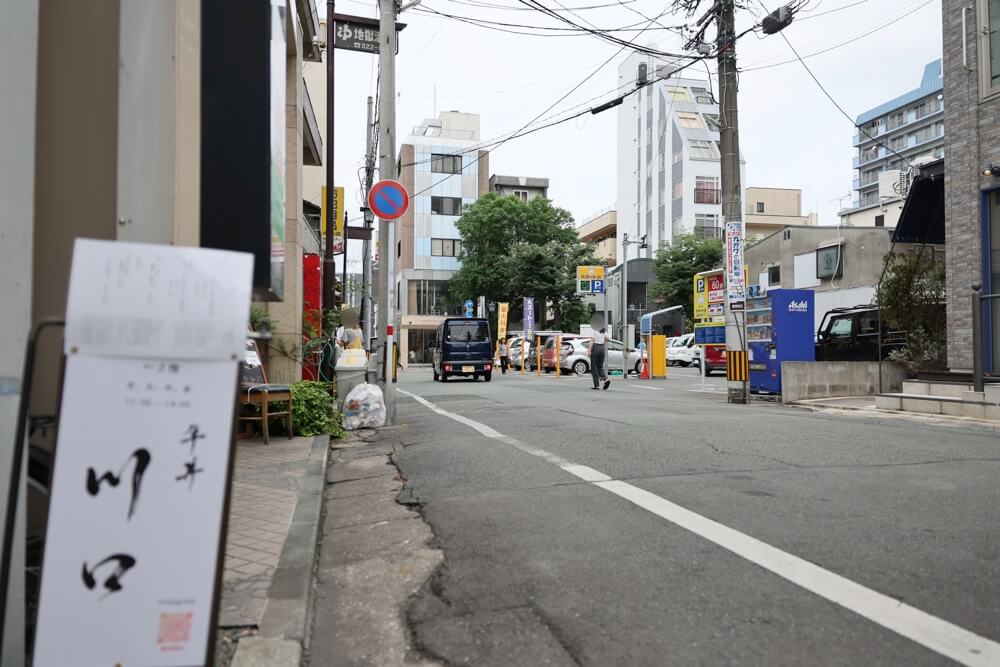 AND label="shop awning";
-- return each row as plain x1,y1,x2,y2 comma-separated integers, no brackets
892,159,945,245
